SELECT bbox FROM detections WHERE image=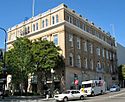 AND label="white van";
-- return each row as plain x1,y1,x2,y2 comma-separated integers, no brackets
81,80,106,96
